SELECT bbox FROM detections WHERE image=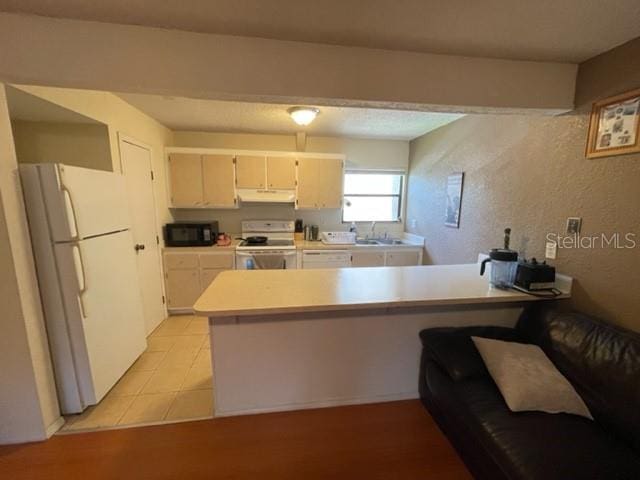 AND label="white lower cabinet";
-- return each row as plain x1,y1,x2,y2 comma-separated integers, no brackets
351,249,422,268
385,250,422,266
163,251,235,312
351,251,386,268
165,268,201,310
